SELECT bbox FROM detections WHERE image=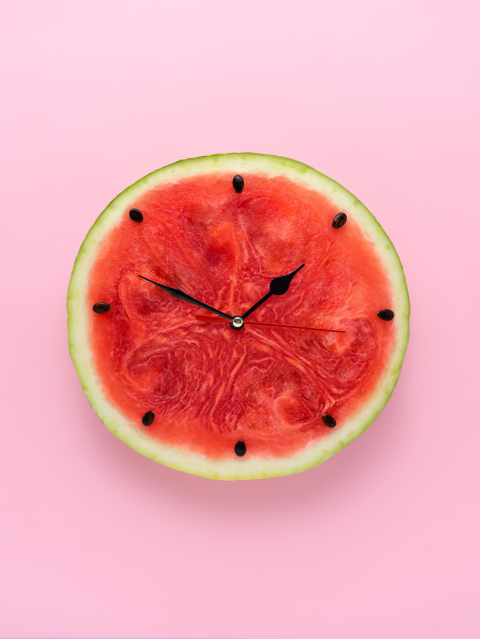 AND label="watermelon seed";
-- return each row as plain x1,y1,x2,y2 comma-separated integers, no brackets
332,213,347,229
235,440,246,457
377,309,395,321
142,411,155,426
129,208,143,222
233,175,244,193
93,303,111,314
322,414,336,428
